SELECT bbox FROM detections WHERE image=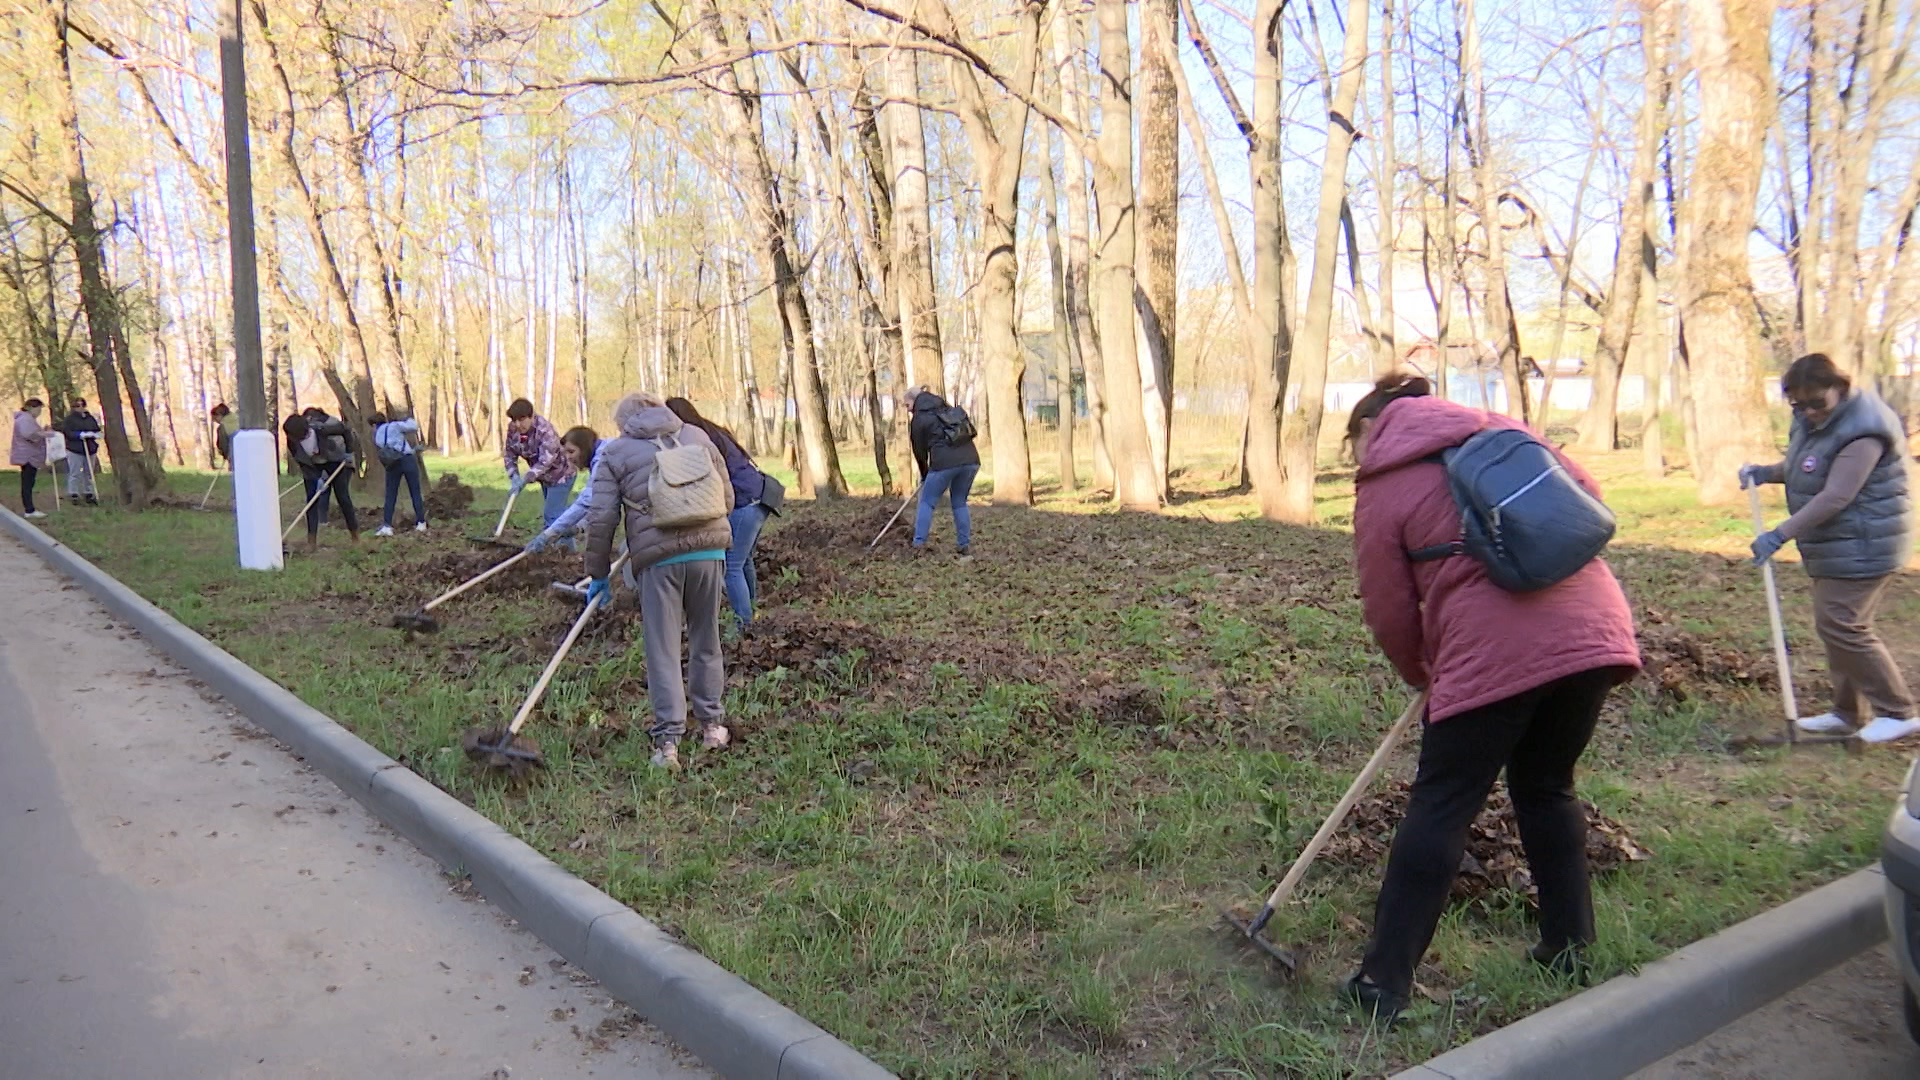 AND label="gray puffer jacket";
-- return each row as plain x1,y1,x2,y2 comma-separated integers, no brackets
584,401,734,578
